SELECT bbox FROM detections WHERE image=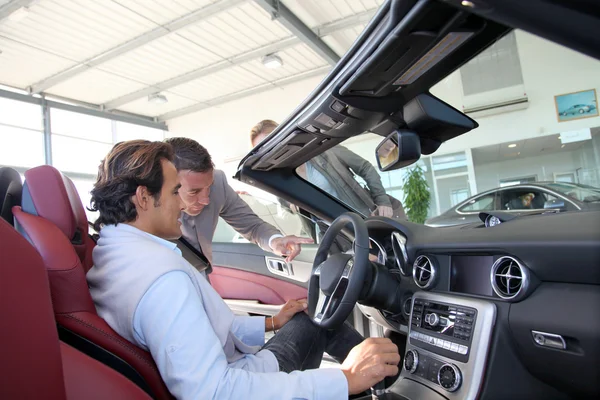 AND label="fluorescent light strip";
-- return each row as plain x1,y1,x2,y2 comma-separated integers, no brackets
393,32,474,86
